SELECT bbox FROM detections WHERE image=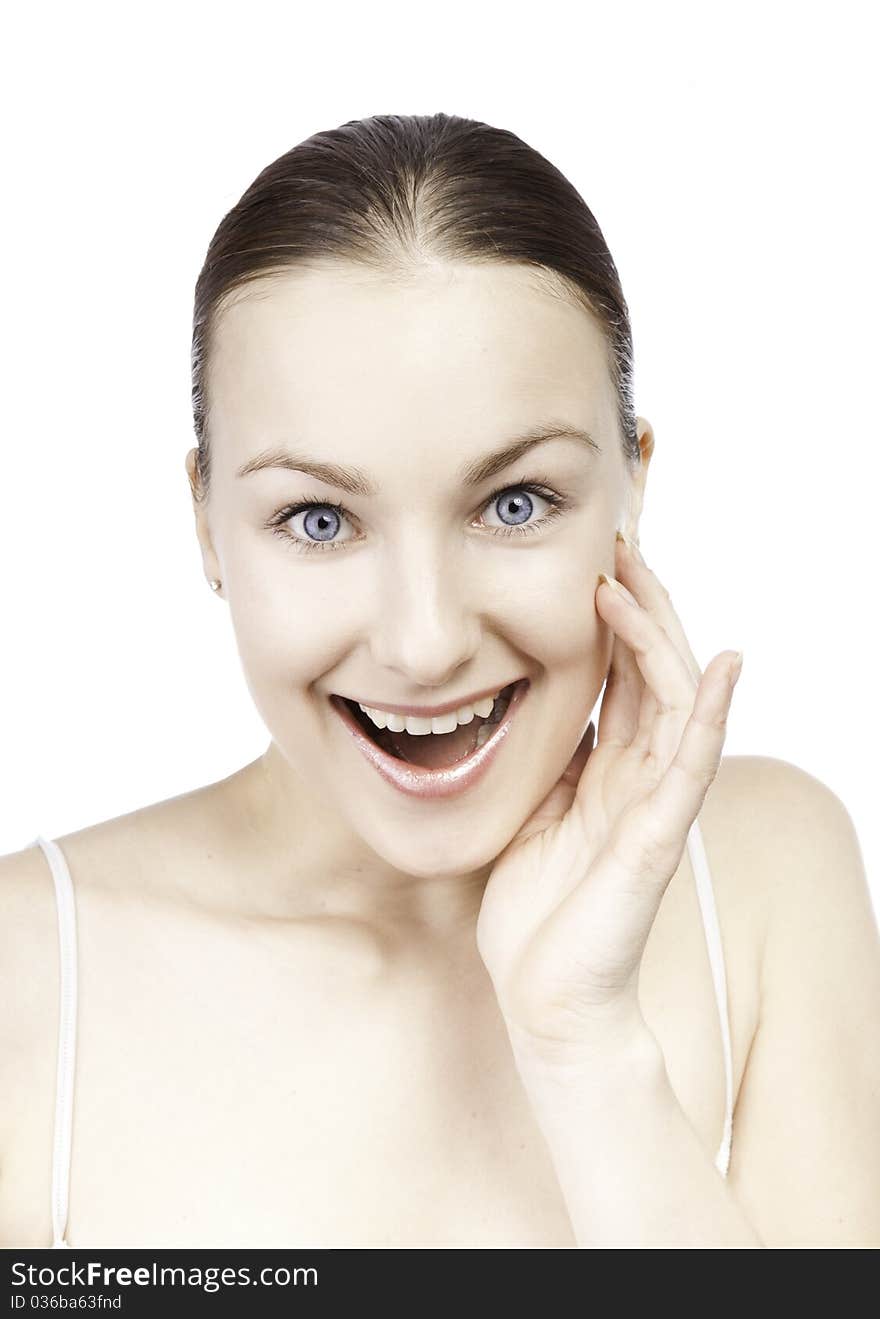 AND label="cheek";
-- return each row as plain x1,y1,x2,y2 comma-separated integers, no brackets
226,562,343,689
504,539,608,663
